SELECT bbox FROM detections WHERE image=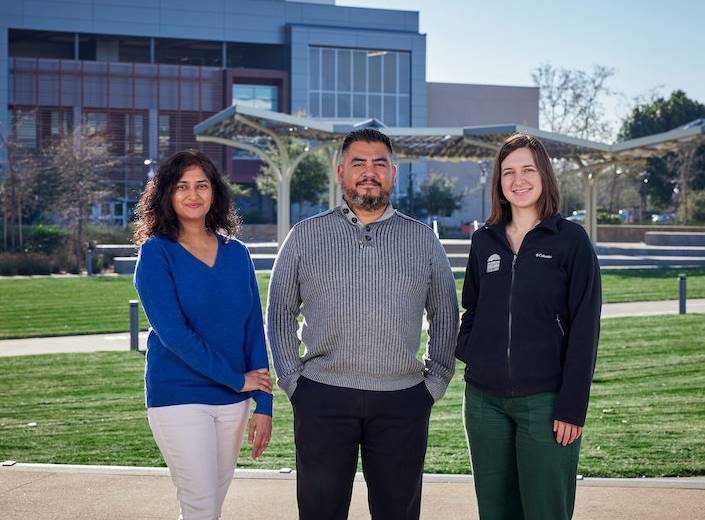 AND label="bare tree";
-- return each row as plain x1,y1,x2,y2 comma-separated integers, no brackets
532,63,617,142
0,120,42,251
671,145,698,222
532,63,621,232
43,128,115,266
